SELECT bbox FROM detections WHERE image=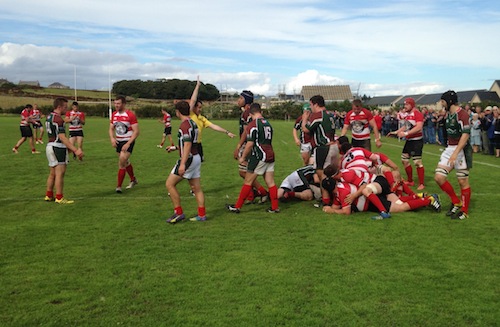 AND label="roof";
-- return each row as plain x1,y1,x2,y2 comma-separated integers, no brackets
457,89,486,103
474,91,500,102
18,80,40,86
394,94,425,105
301,85,353,102
364,95,402,106
416,93,443,105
